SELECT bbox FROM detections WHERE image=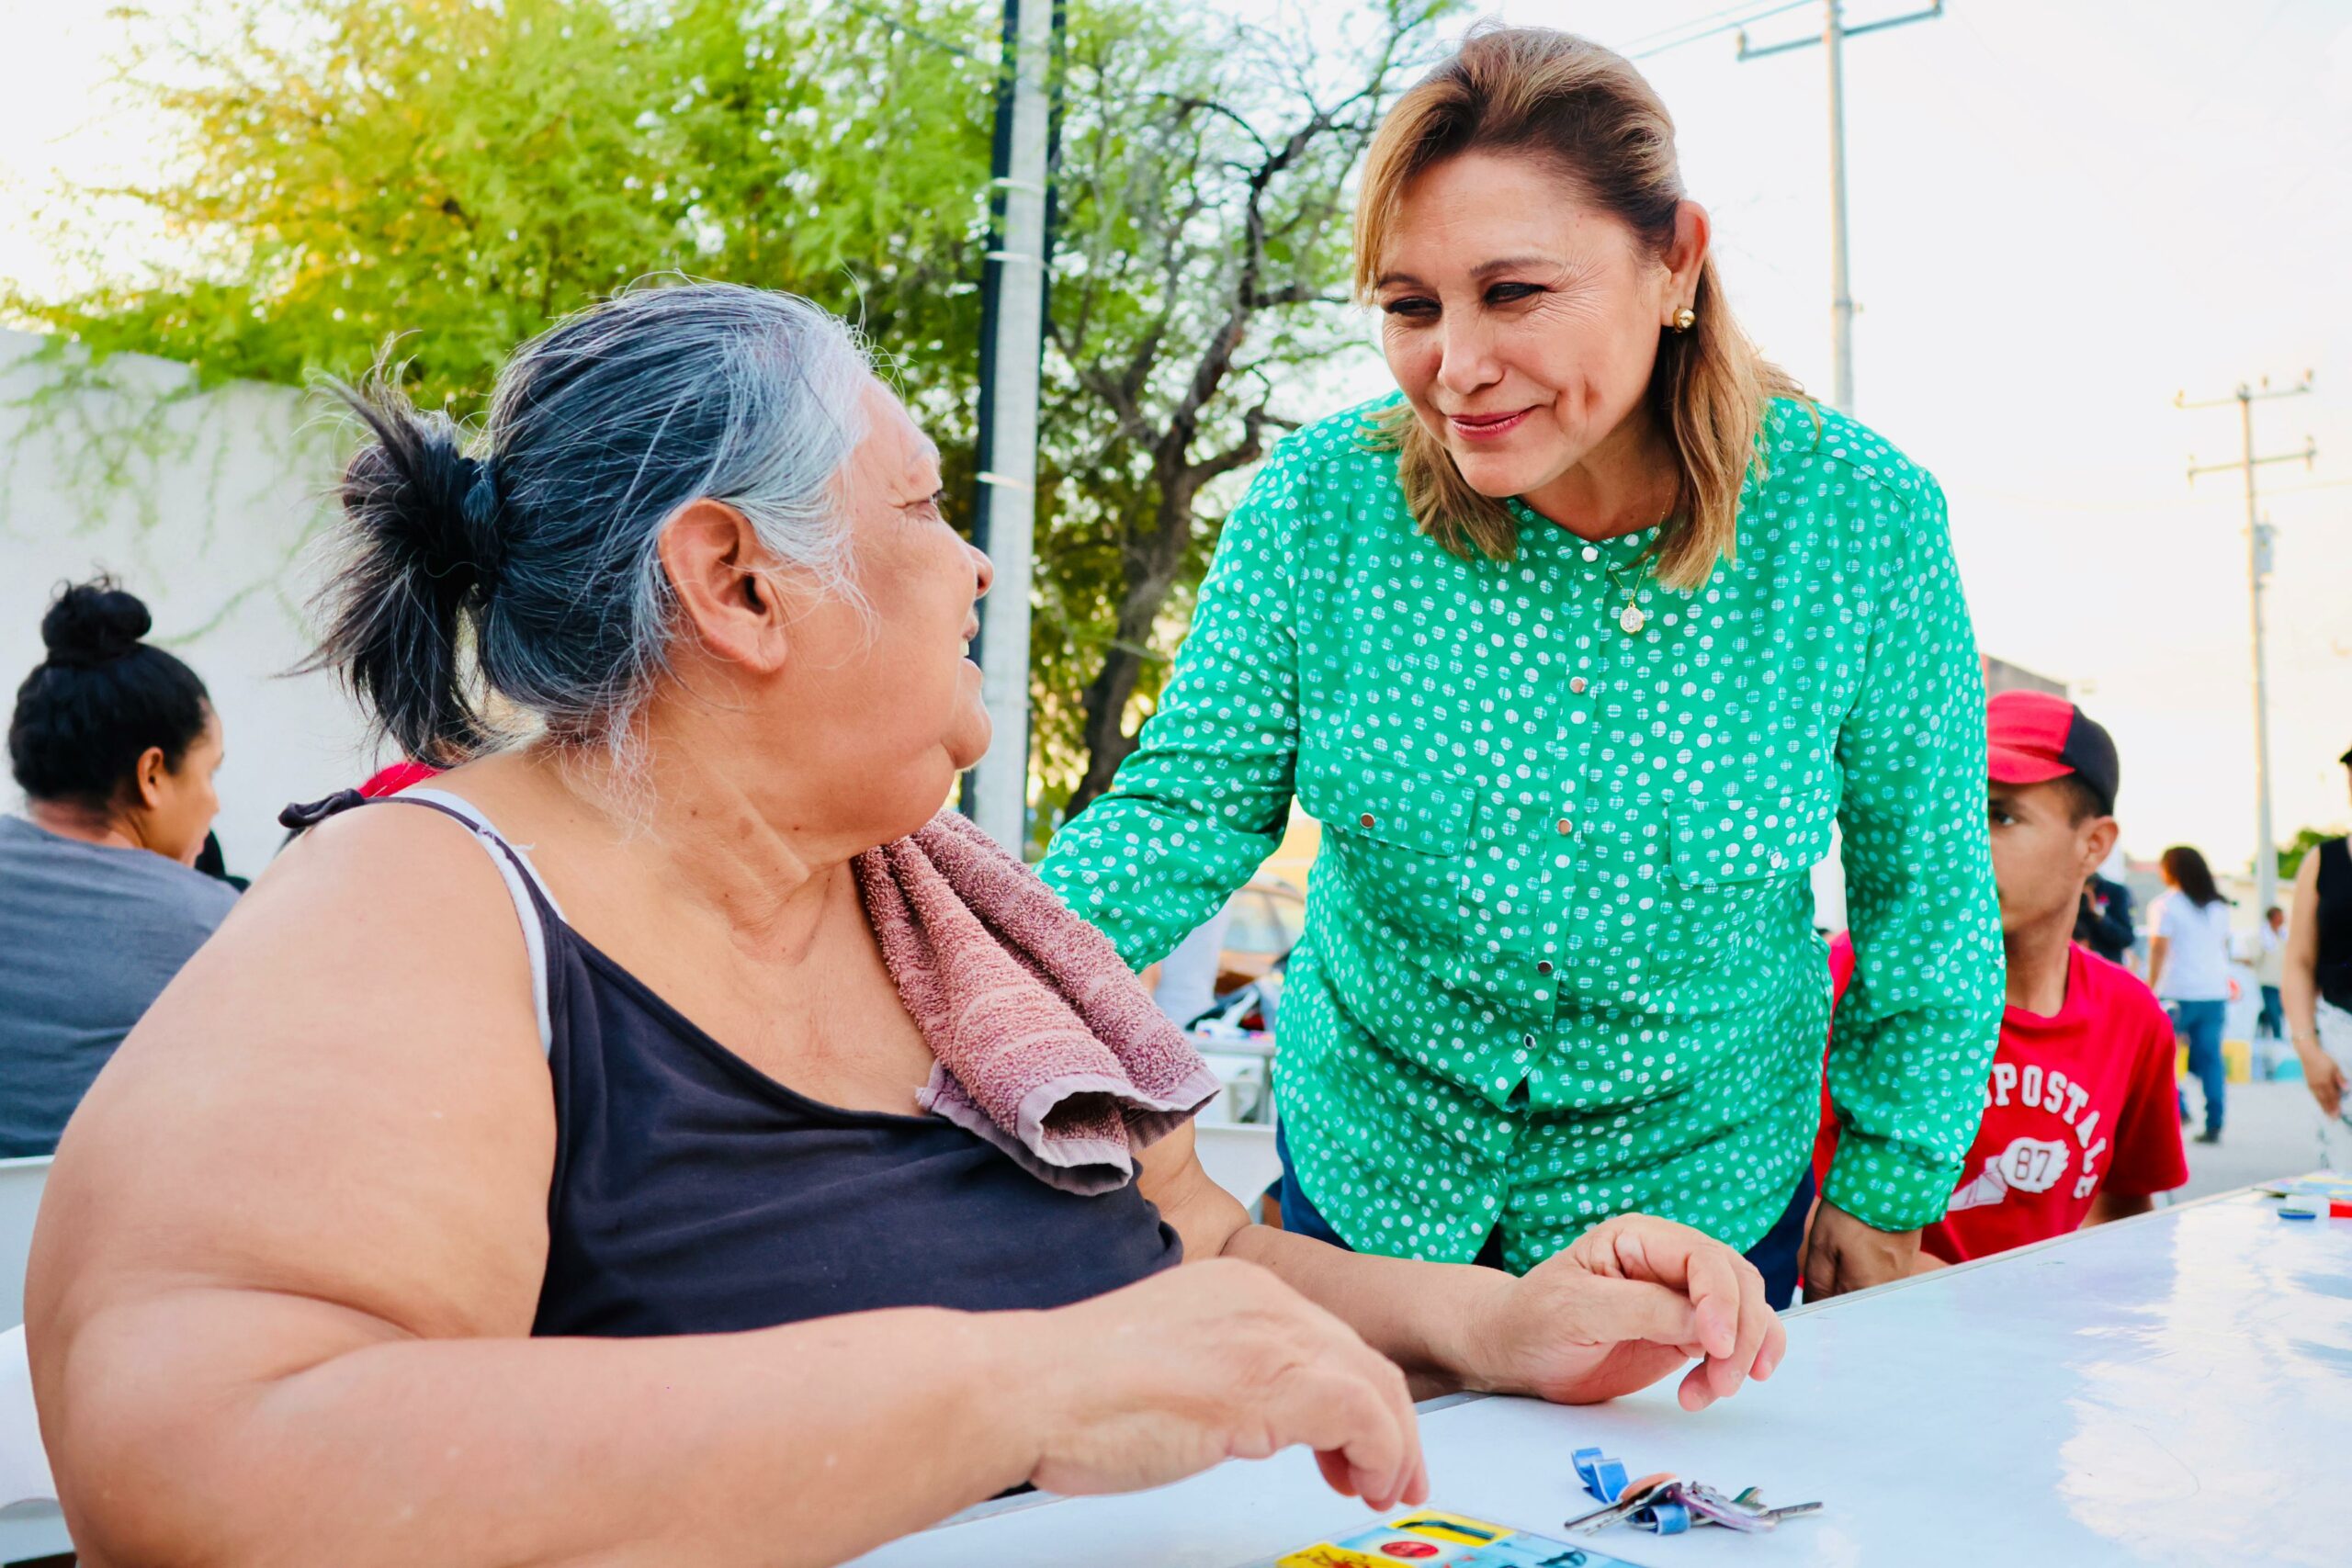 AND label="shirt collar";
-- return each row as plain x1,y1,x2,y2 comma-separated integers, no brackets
1504,495,1662,566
